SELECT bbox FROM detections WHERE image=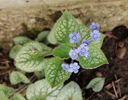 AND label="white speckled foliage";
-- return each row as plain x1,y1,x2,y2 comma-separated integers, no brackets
48,11,79,44
45,57,71,87
56,81,83,100
15,41,50,72
26,79,63,100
